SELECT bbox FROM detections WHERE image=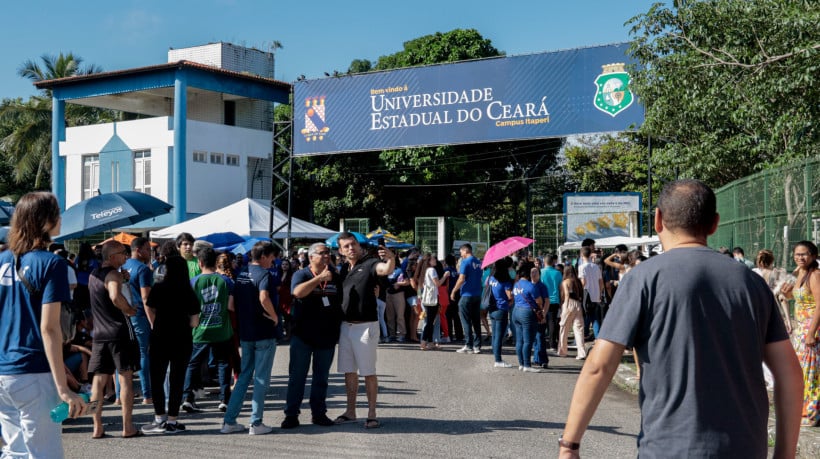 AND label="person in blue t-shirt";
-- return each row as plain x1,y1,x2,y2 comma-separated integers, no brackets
450,243,484,353
512,262,545,373
530,266,550,369
540,254,563,351
221,241,280,435
0,192,84,458
122,237,154,405
488,257,514,368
